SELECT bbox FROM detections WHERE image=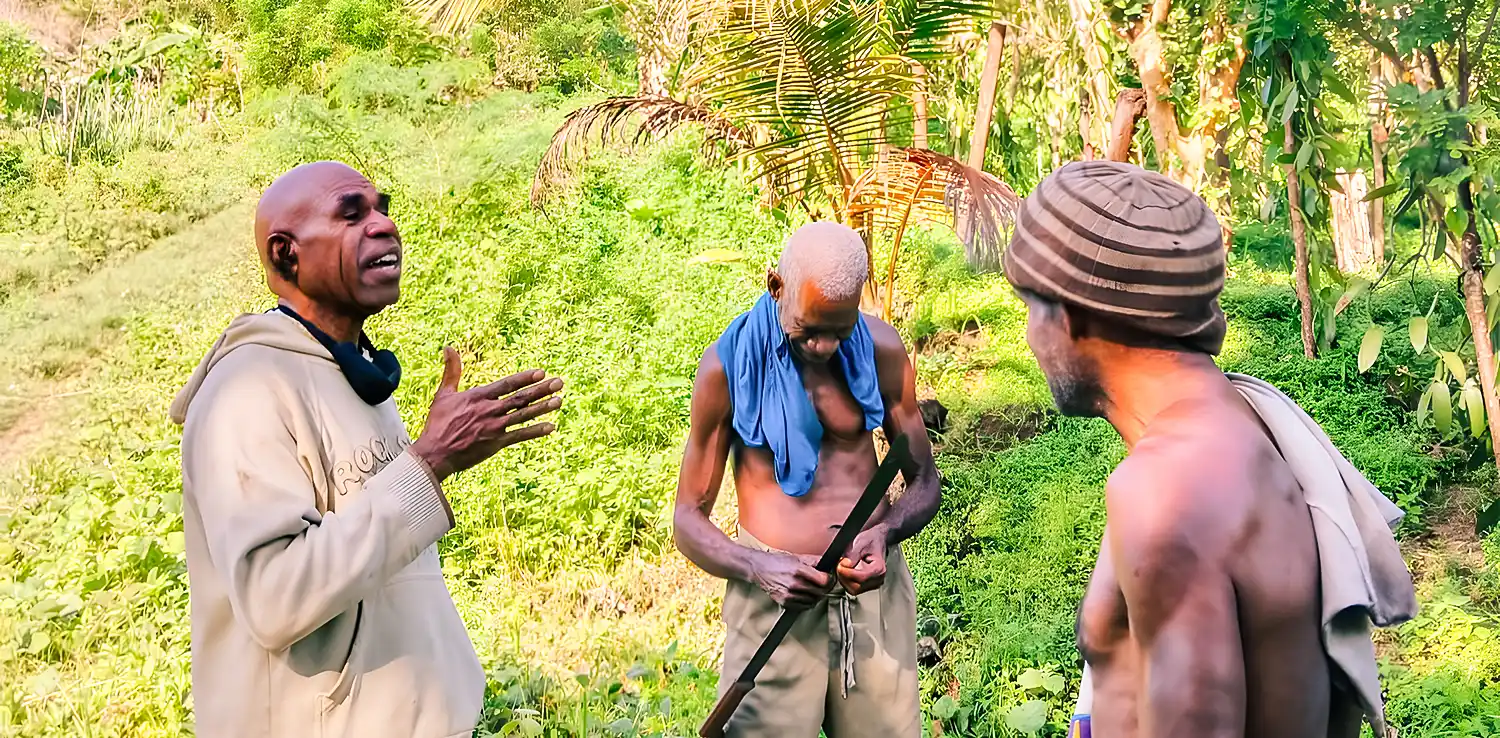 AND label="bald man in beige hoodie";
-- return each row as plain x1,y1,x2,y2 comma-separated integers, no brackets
171,162,564,738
